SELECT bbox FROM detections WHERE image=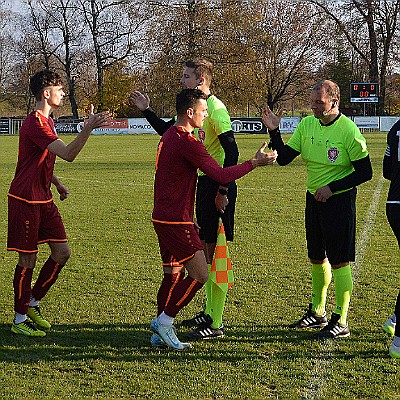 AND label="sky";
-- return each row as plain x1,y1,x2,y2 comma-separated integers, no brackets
7,0,26,13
